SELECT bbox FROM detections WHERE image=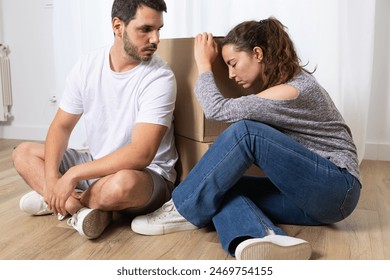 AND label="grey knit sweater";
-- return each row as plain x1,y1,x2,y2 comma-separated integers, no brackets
195,71,360,182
